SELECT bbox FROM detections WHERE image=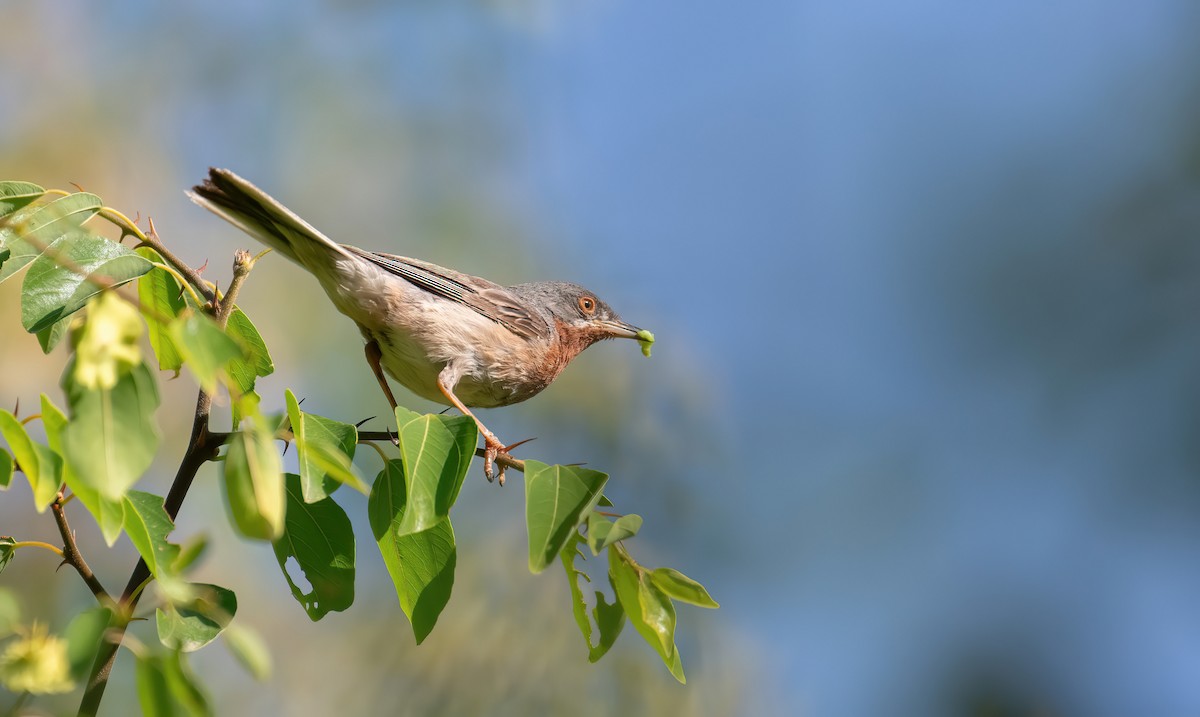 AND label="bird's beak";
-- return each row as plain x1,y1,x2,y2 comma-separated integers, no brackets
596,319,642,340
